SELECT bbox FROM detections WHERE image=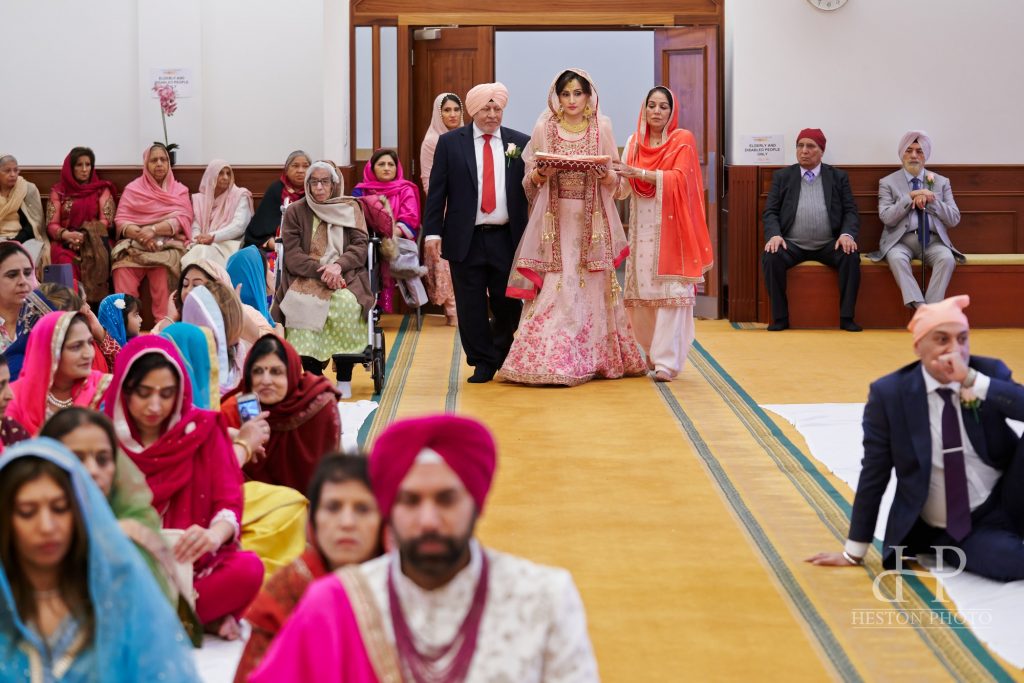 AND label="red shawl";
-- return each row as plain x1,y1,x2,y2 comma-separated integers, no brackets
223,334,340,490
115,147,194,240
234,547,327,683
354,155,421,237
50,152,116,228
626,89,713,282
103,335,243,530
